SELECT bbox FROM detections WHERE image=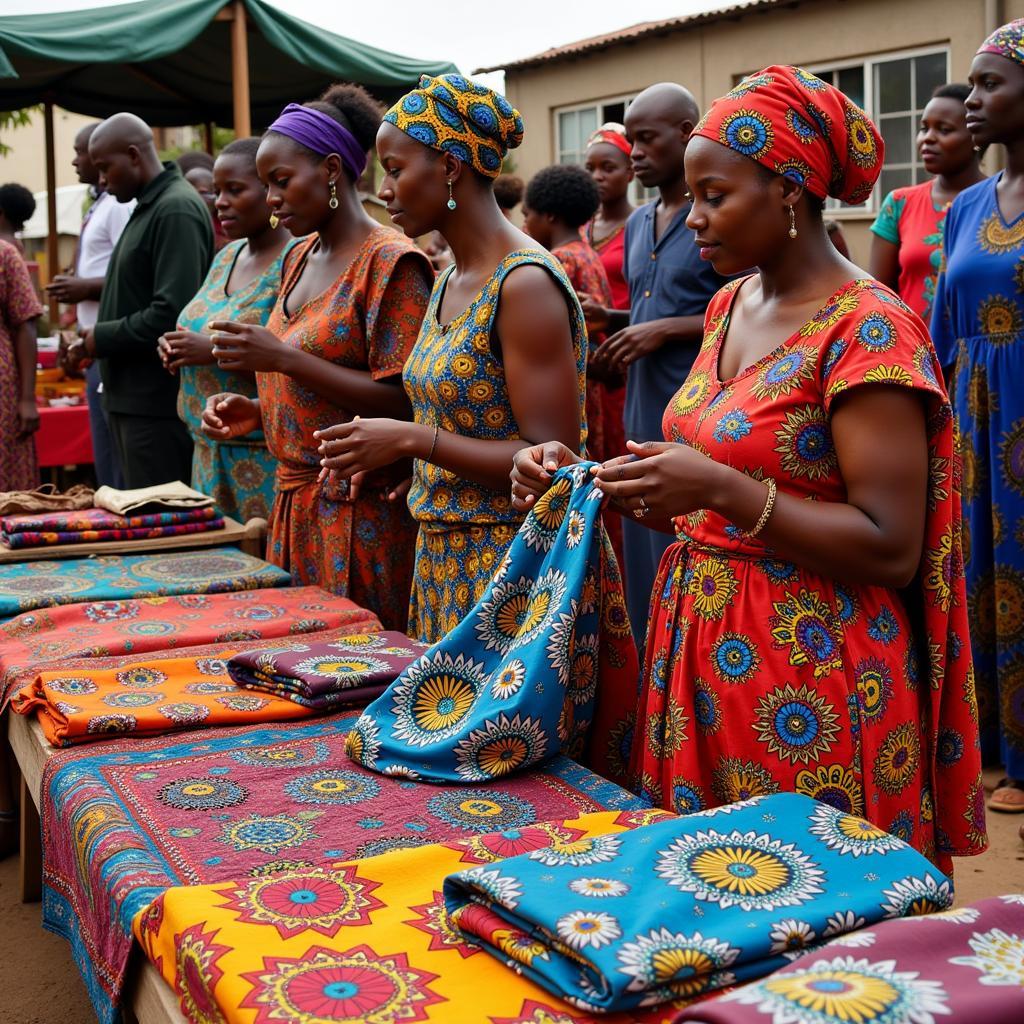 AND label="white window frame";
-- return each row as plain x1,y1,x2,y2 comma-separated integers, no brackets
808,45,950,217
